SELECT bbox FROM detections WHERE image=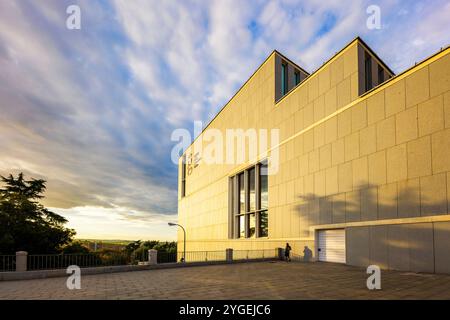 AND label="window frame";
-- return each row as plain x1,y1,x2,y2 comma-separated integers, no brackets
295,70,301,86
229,161,269,239
365,53,373,92
281,62,288,96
